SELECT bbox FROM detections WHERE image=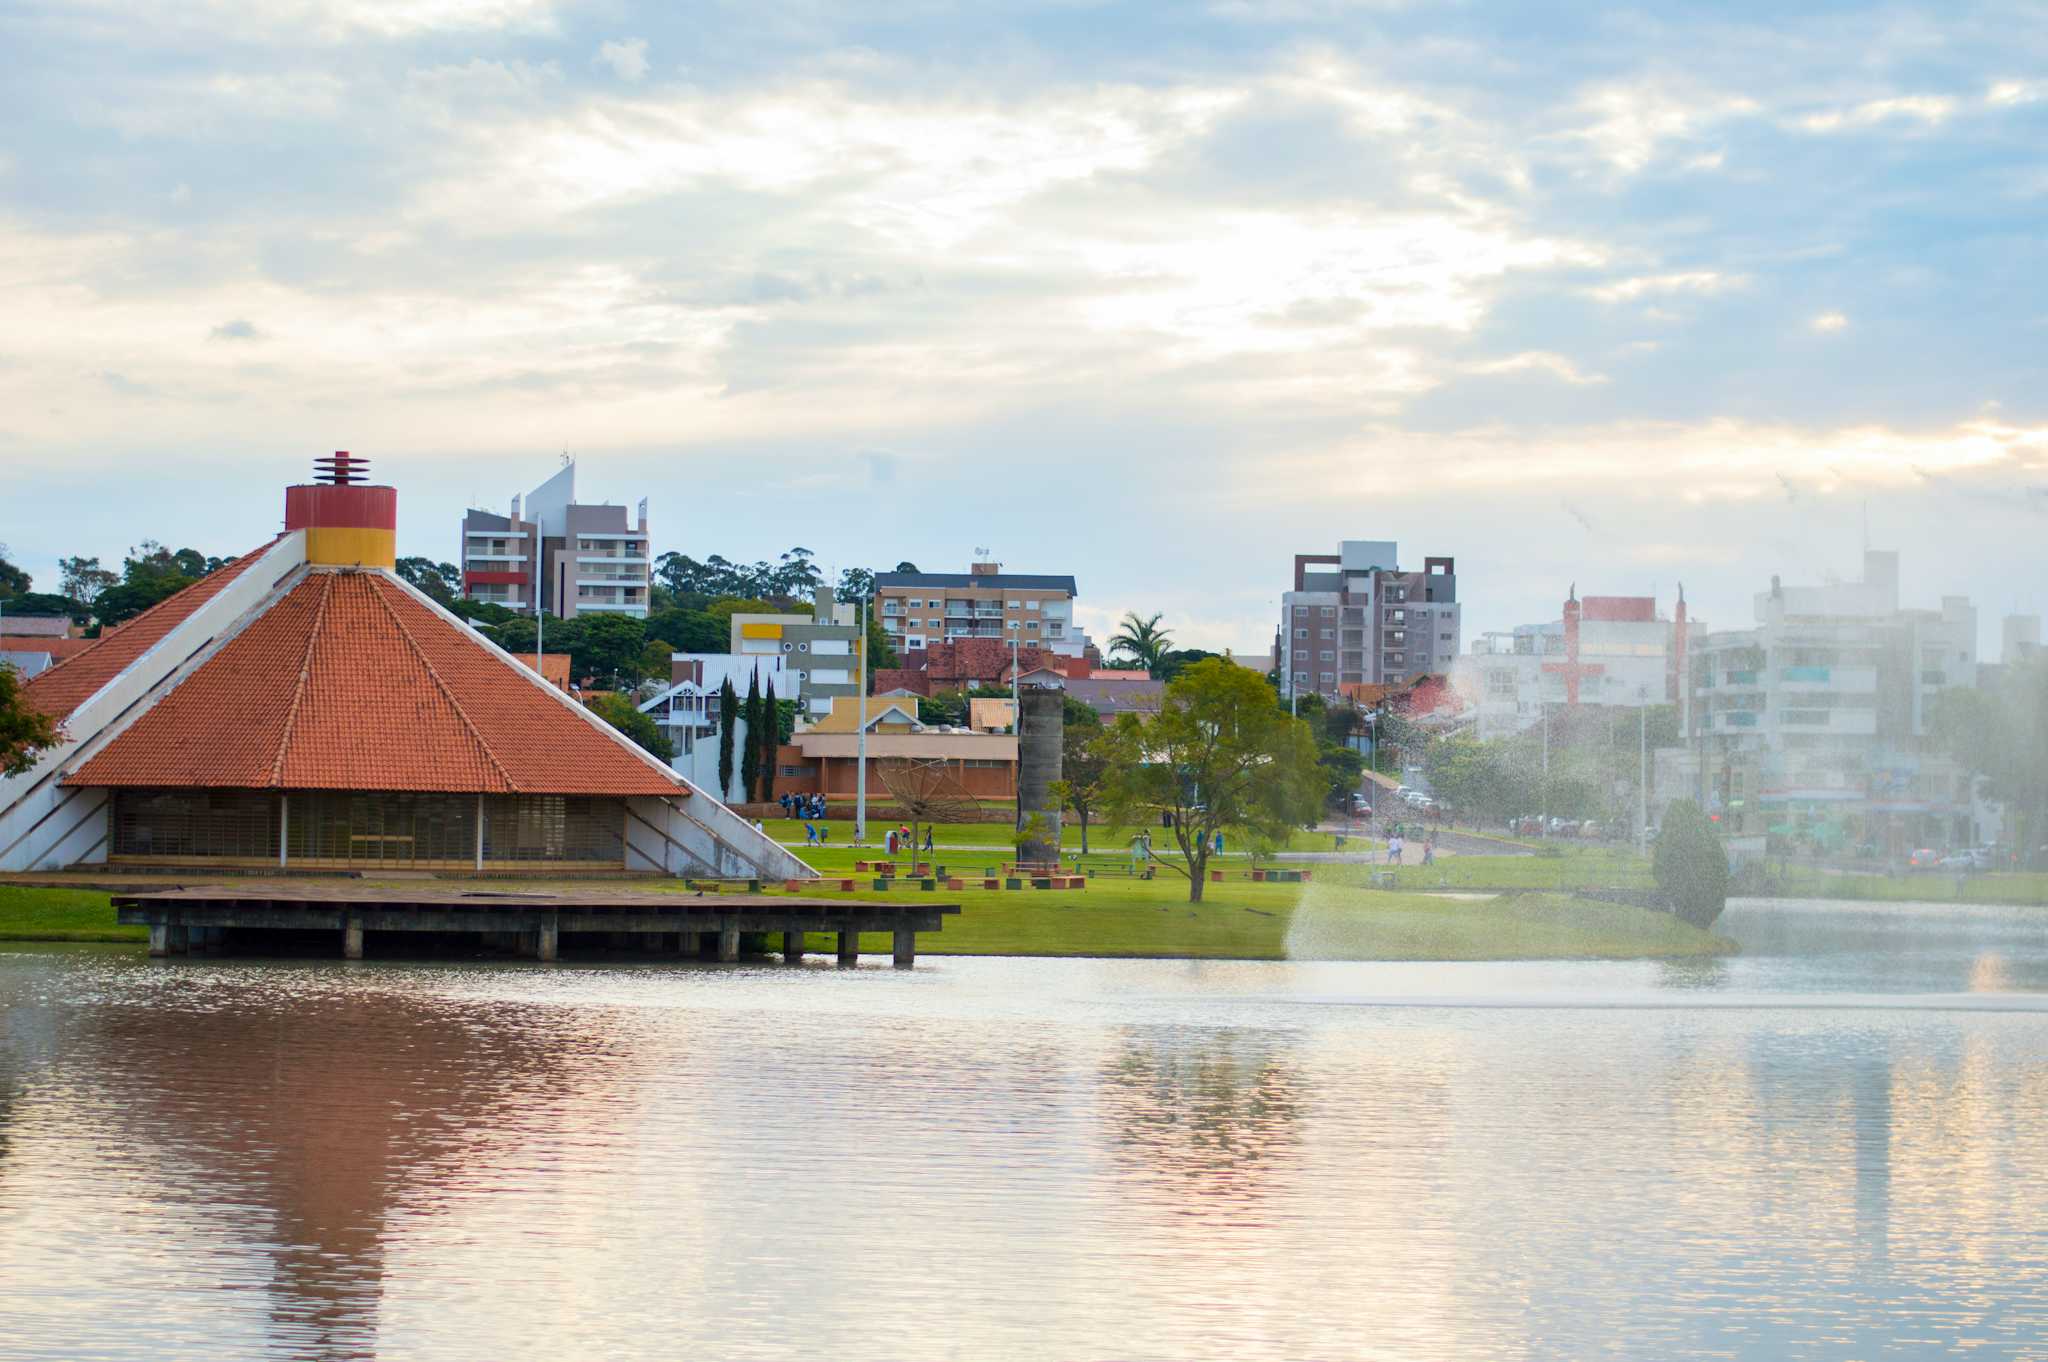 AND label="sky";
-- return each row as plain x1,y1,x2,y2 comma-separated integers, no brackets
2,0,2044,658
